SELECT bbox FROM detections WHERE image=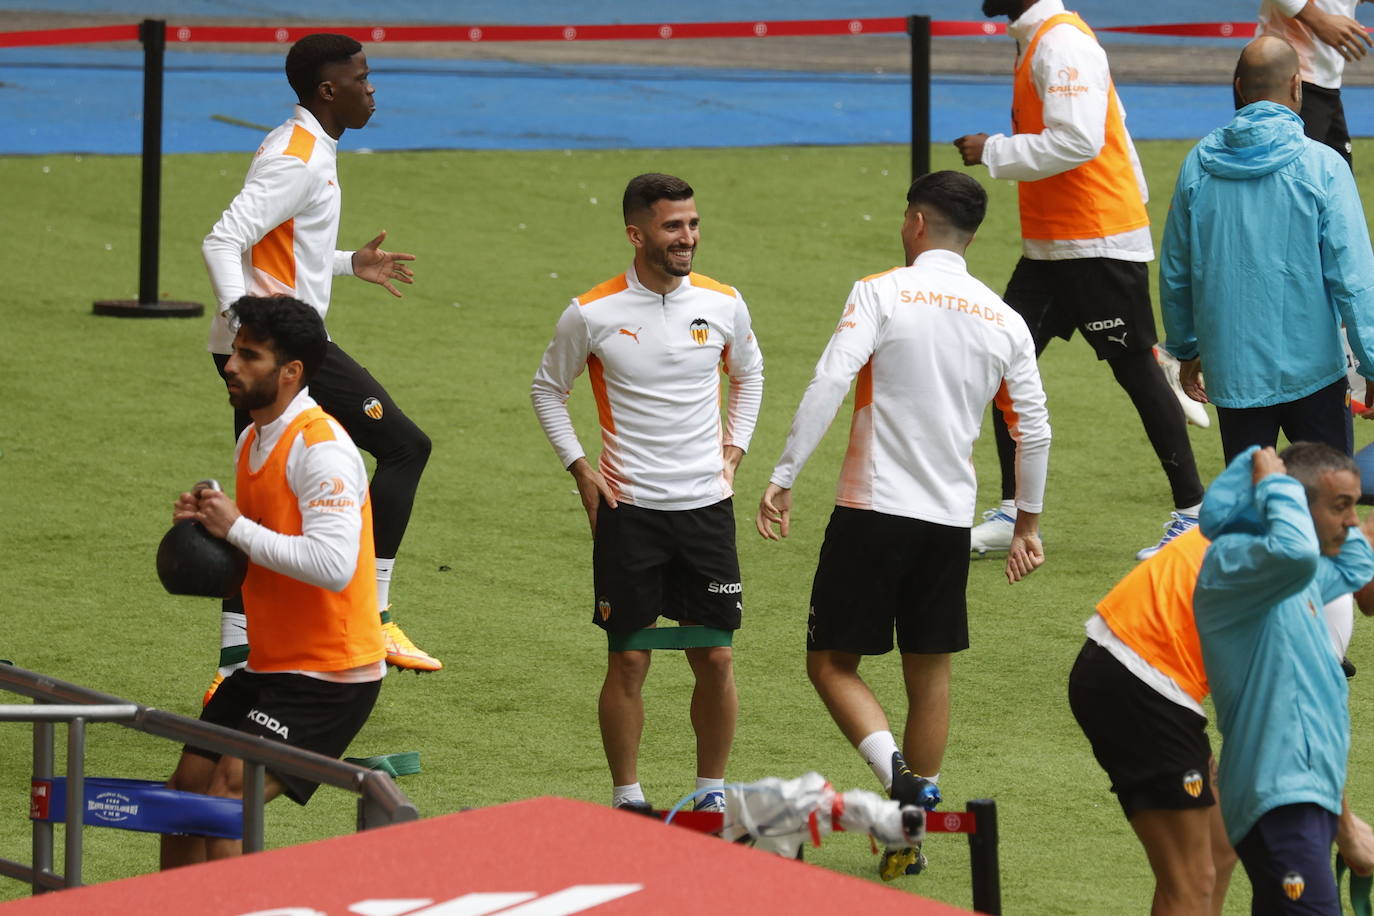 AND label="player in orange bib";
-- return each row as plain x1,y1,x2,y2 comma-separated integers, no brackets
955,0,1205,562
161,296,385,868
